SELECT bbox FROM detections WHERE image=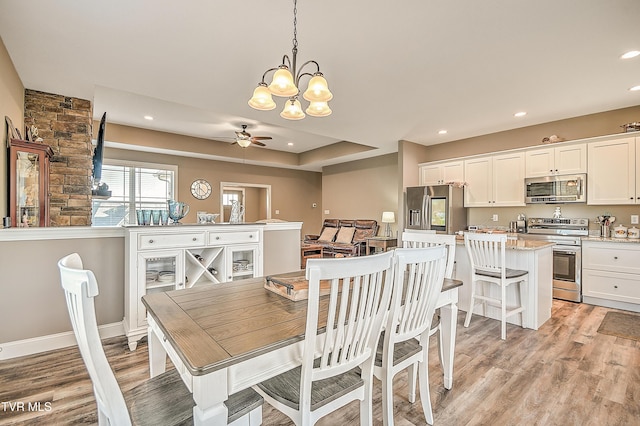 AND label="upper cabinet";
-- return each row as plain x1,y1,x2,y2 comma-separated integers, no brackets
419,160,464,186
525,143,587,177
587,136,639,205
464,152,525,207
